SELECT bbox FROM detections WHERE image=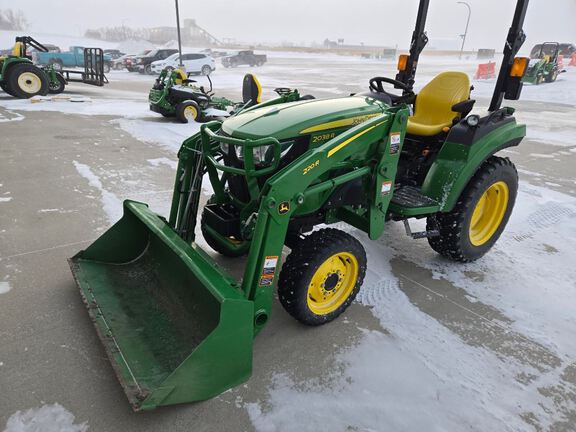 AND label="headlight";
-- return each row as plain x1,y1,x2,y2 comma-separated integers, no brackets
219,143,273,164
220,140,294,165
